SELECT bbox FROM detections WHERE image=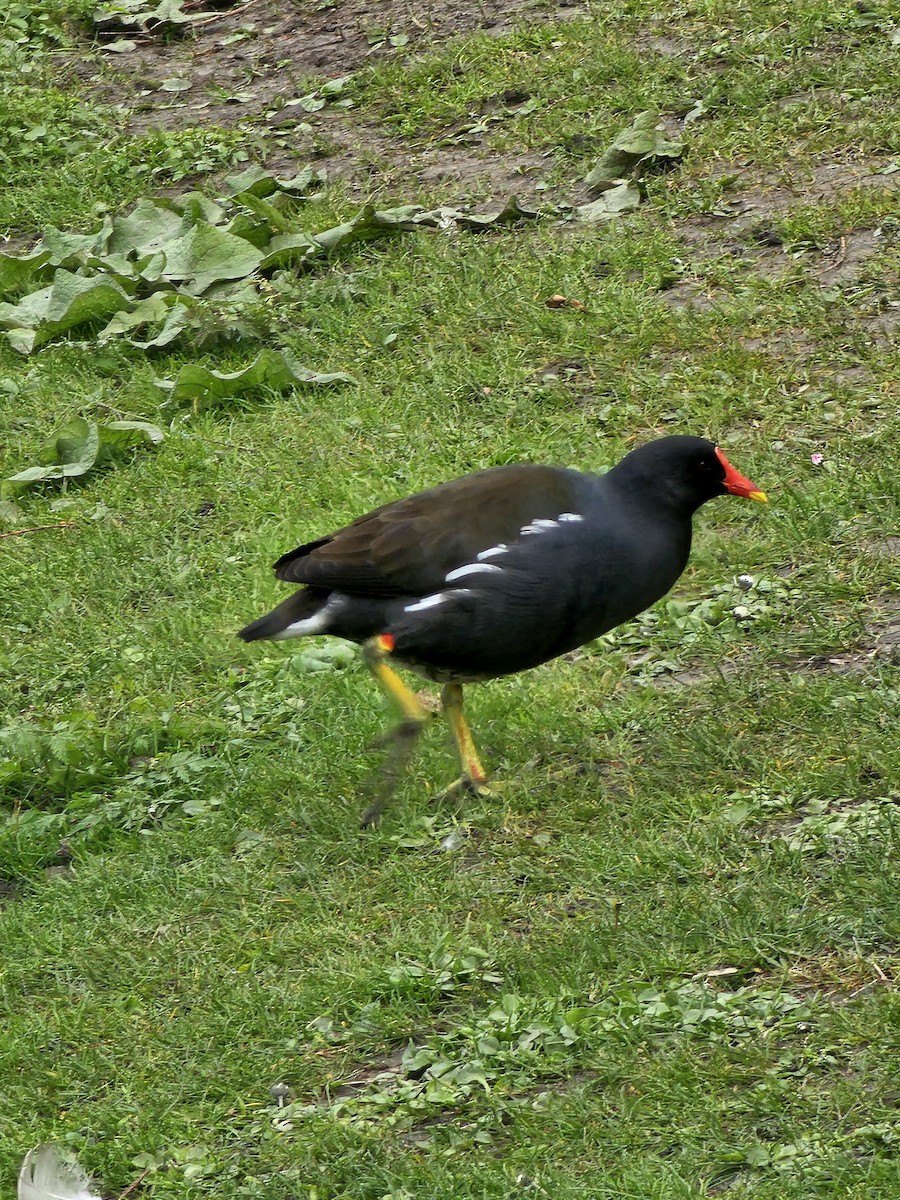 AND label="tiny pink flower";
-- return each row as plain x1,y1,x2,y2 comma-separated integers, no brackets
810,452,824,466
